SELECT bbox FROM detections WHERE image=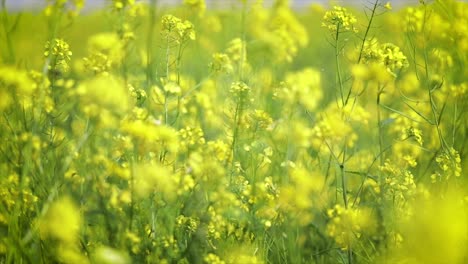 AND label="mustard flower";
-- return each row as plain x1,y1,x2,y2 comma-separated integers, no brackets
92,246,130,264
431,147,462,182
178,126,206,151
390,193,468,264
38,197,81,244
277,68,322,111
133,162,176,199
161,14,196,43
248,3,308,62
44,38,72,74
210,53,234,74
112,0,135,10
226,38,246,63
0,66,35,110
184,0,206,17
384,2,392,10
380,159,417,199
380,43,409,73
204,253,225,264
357,39,408,77
84,32,124,72
326,205,376,249
44,0,84,17
403,7,424,33
229,81,250,94
322,6,358,34
76,74,129,114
